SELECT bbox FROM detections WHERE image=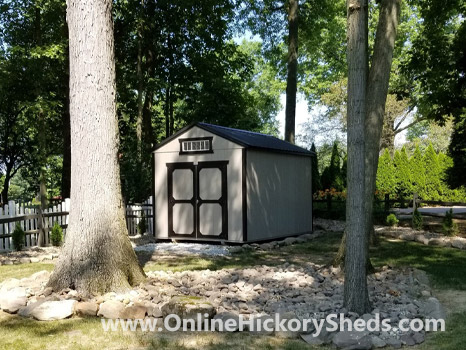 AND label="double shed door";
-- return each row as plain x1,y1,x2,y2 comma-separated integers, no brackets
167,161,228,240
